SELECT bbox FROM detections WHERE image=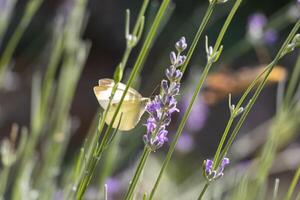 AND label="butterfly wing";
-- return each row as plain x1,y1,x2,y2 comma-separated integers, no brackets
105,98,149,131
93,78,149,131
